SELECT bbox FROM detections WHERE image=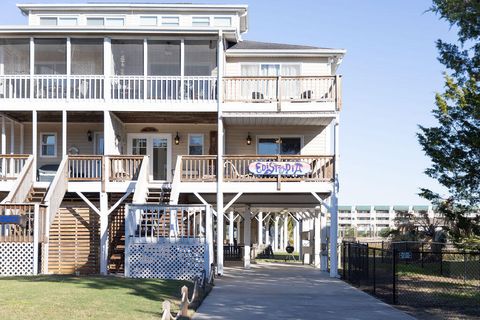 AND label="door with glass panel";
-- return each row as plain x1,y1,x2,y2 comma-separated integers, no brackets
128,134,171,181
